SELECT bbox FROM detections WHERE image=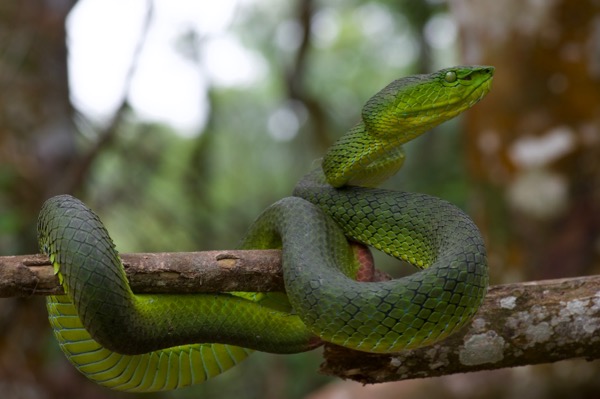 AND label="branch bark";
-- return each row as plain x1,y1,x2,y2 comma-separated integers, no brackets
0,250,283,297
1,251,599,382
320,276,600,382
